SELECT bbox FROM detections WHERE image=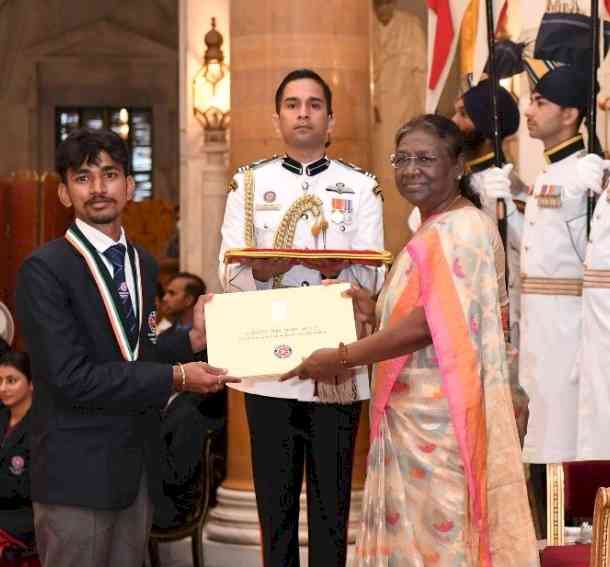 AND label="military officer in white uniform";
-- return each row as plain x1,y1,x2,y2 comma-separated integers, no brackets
577,159,610,460
217,69,384,567
514,65,605,464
